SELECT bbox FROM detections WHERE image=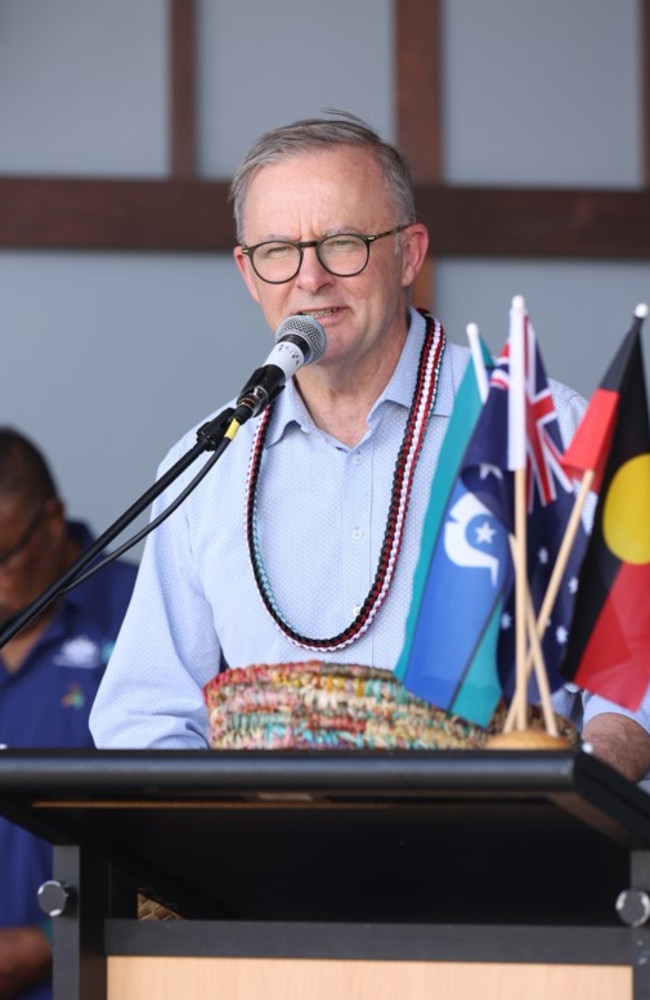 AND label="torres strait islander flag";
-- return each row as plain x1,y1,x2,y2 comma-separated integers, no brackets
396,334,507,726
561,306,650,709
